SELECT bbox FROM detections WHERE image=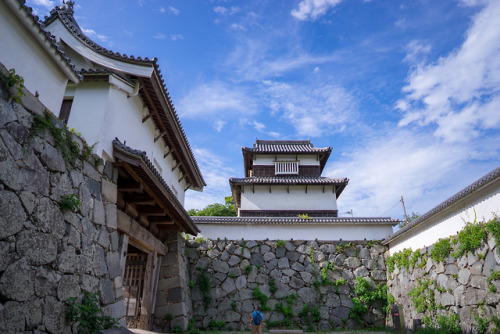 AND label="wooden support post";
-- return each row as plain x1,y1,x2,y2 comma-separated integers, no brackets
151,253,161,313
164,148,171,158
154,131,167,143
142,113,153,123
139,251,155,330
119,233,129,279
172,162,181,171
